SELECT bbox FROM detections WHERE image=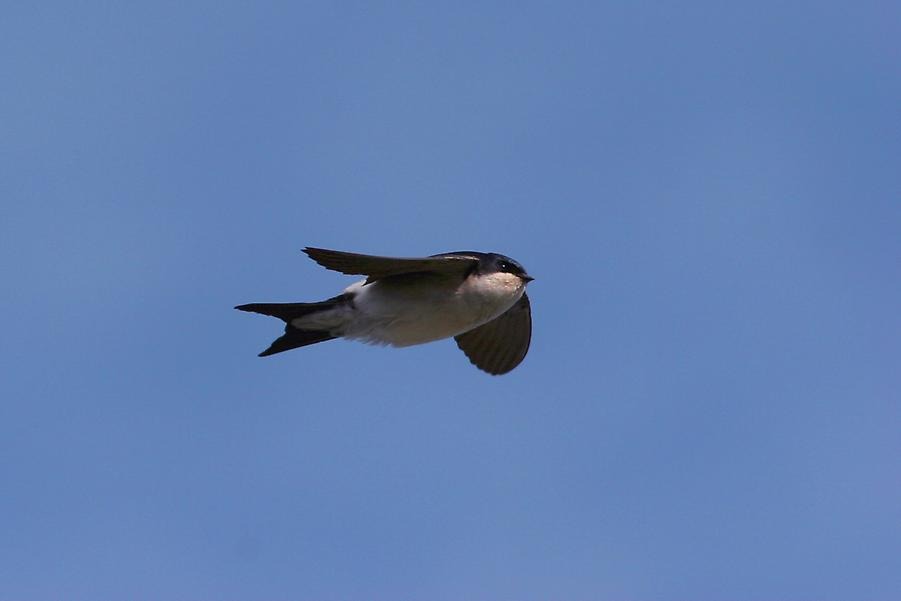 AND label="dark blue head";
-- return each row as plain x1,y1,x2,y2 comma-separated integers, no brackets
482,253,533,281
433,251,533,282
